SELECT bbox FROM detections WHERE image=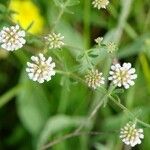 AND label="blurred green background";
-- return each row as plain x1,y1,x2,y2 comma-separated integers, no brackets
0,0,150,150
